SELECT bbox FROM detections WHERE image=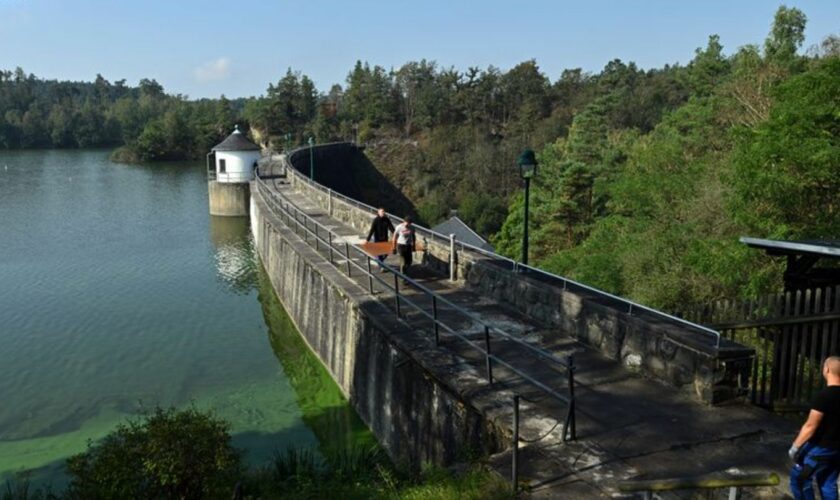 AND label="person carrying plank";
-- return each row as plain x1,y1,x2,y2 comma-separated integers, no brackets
391,215,416,280
366,208,395,270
